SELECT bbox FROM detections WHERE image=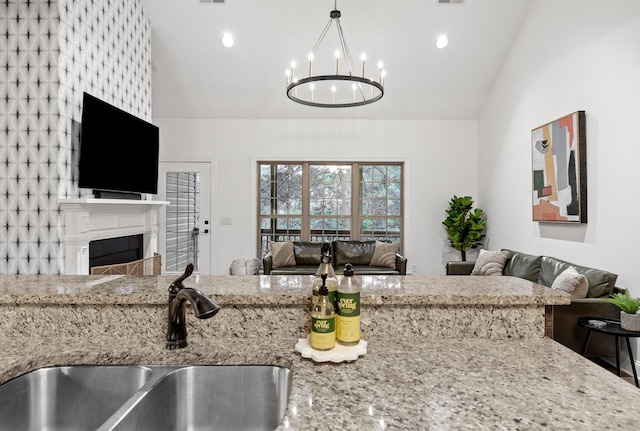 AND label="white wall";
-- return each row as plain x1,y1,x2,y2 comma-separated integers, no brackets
478,0,640,292
156,119,478,275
